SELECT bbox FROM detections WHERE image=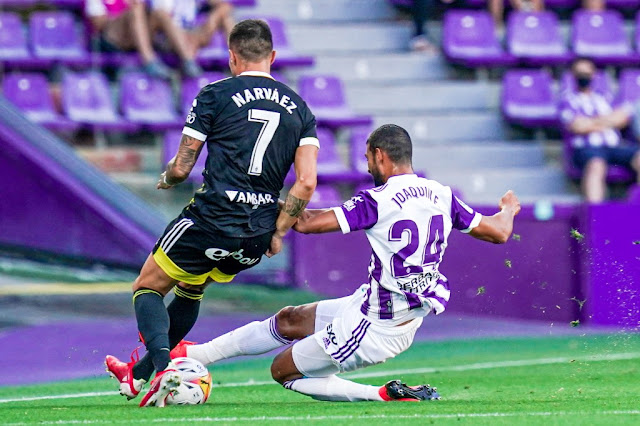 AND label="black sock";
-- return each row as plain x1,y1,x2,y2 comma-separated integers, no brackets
168,285,203,347
132,286,203,380
133,288,171,374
